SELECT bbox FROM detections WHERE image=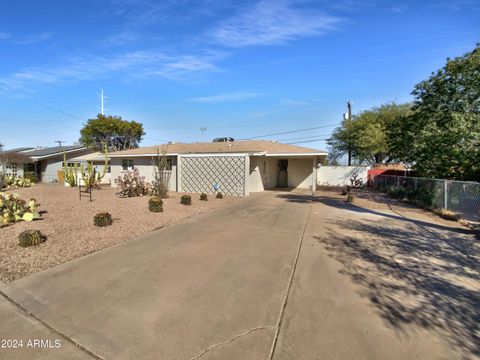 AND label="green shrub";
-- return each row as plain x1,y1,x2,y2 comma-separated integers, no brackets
148,196,163,212
181,195,192,205
18,230,46,247
216,192,223,199
93,212,113,227
200,193,208,201
387,185,407,199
